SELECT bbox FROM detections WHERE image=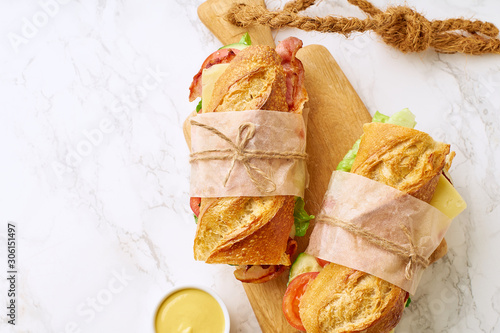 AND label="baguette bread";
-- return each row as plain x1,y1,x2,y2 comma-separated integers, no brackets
193,41,307,268
353,123,450,262
300,264,406,333
299,123,450,332
205,45,288,113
